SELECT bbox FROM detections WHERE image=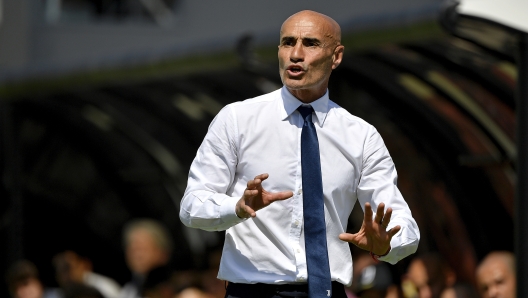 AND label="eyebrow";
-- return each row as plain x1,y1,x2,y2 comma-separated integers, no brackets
303,37,321,44
280,36,295,43
280,36,323,44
